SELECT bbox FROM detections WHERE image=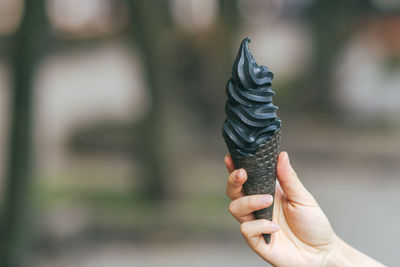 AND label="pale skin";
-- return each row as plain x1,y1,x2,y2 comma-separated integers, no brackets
225,151,385,267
